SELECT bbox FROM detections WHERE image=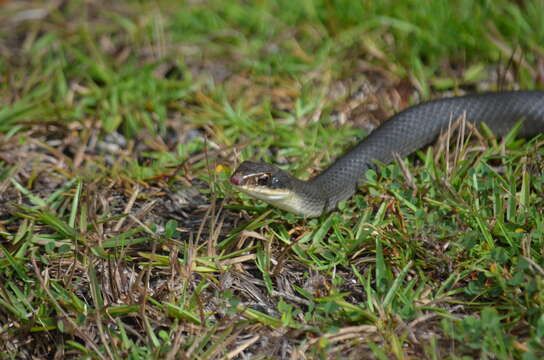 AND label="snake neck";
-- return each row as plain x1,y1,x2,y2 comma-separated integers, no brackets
308,162,369,212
